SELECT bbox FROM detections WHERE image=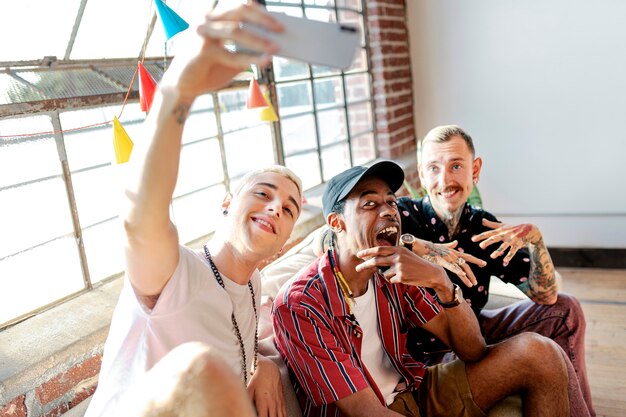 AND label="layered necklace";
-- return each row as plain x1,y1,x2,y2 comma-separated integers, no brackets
328,238,354,315
203,245,258,385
